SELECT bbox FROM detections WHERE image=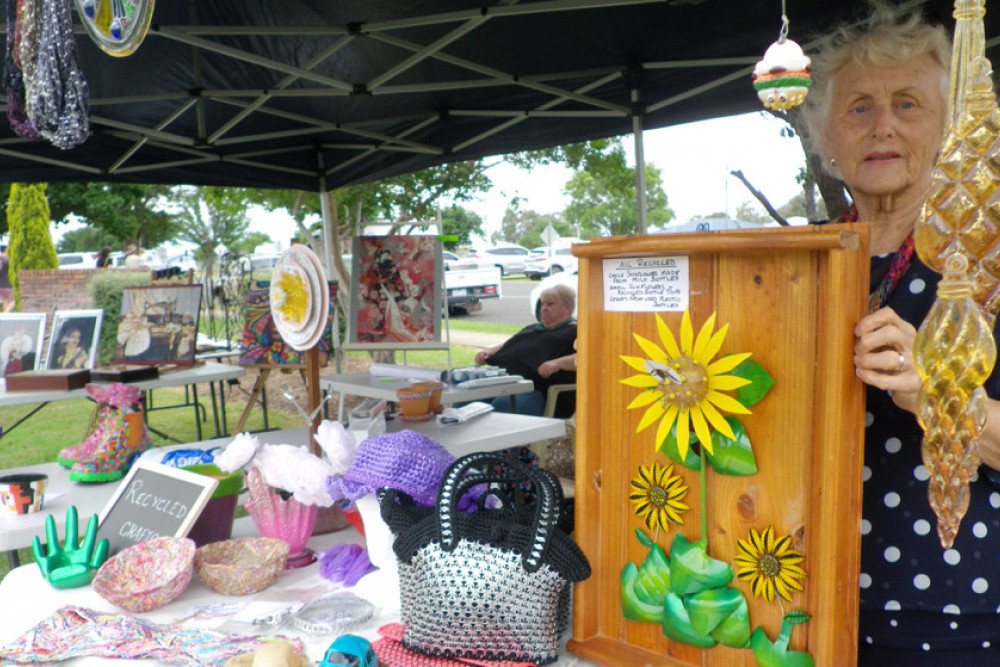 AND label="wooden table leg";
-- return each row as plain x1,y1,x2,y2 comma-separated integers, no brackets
231,368,270,435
